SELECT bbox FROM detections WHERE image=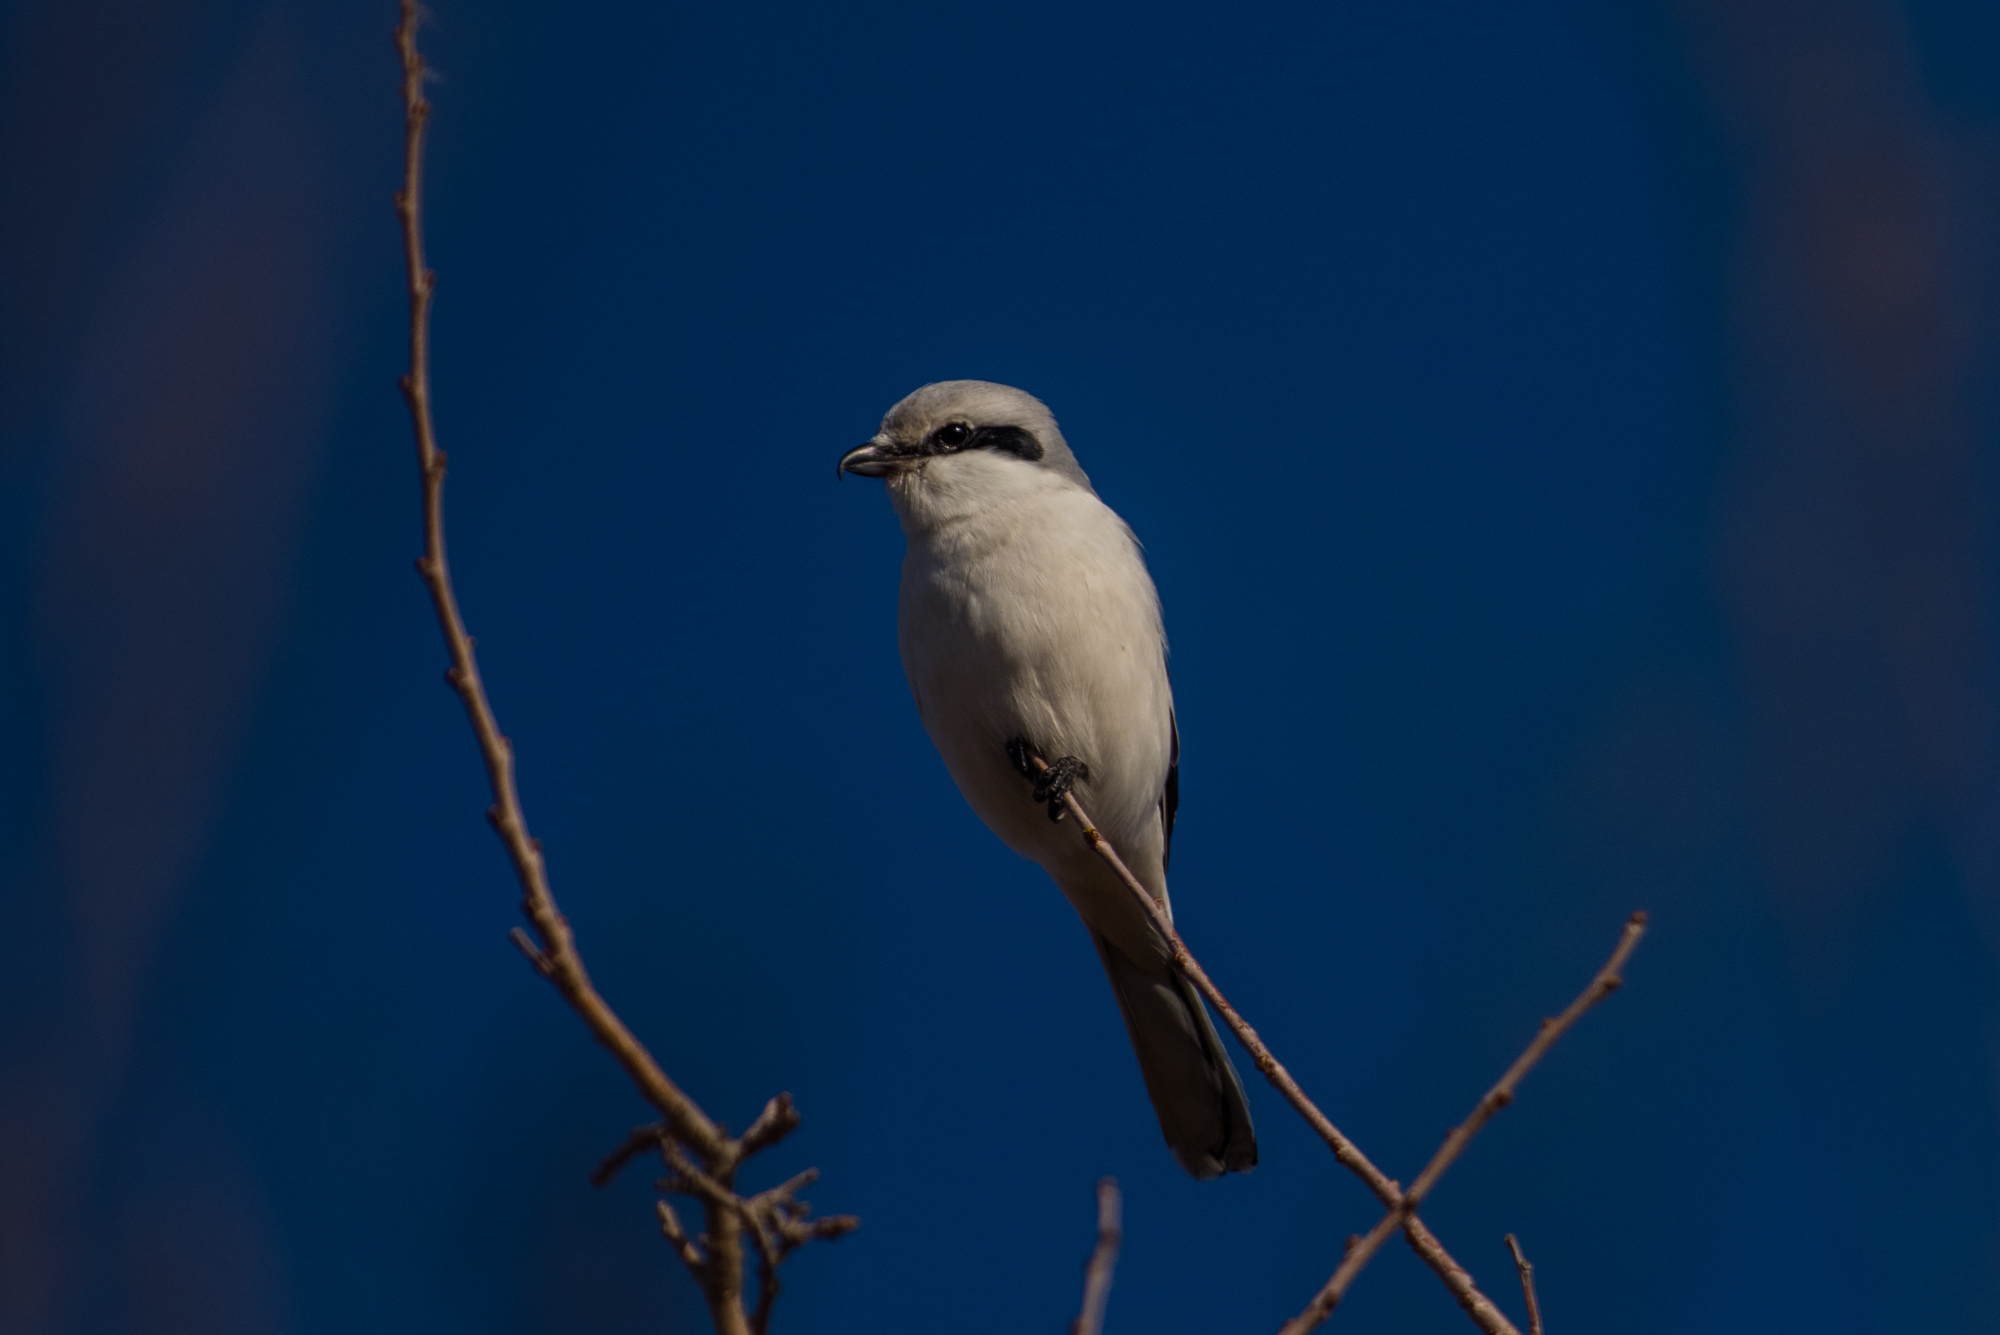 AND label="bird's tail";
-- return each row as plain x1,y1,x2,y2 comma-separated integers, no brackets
1091,931,1258,1179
